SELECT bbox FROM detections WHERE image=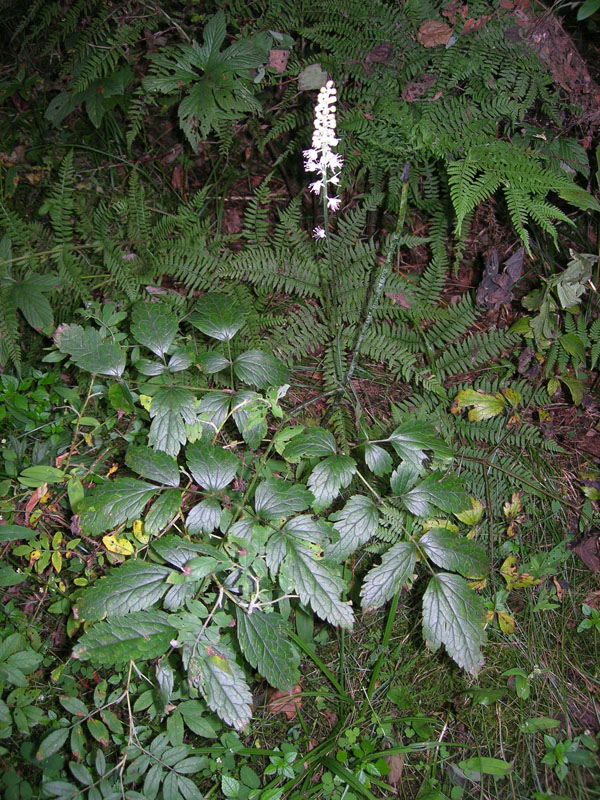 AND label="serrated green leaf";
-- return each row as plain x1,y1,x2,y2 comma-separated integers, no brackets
452,389,506,421
136,358,167,376
186,441,239,491
152,535,225,569
387,421,453,467
390,462,420,495
232,390,267,450
197,350,231,373
36,728,69,761
190,293,246,341
559,333,585,361
419,529,488,578
422,573,486,675
197,391,230,433
178,699,219,738
307,455,356,511
73,610,176,666
283,429,337,461
145,490,182,535
131,303,178,358
13,274,55,331
326,495,379,561
233,349,289,389
254,478,313,520
363,443,393,476
360,542,417,610
148,387,196,456
168,348,193,373
79,478,158,535
284,540,353,629
185,640,252,730
187,497,221,534
283,515,330,544
76,560,171,620
401,472,469,517
54,324,125,377
126,446,180,487
236,609,300,691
